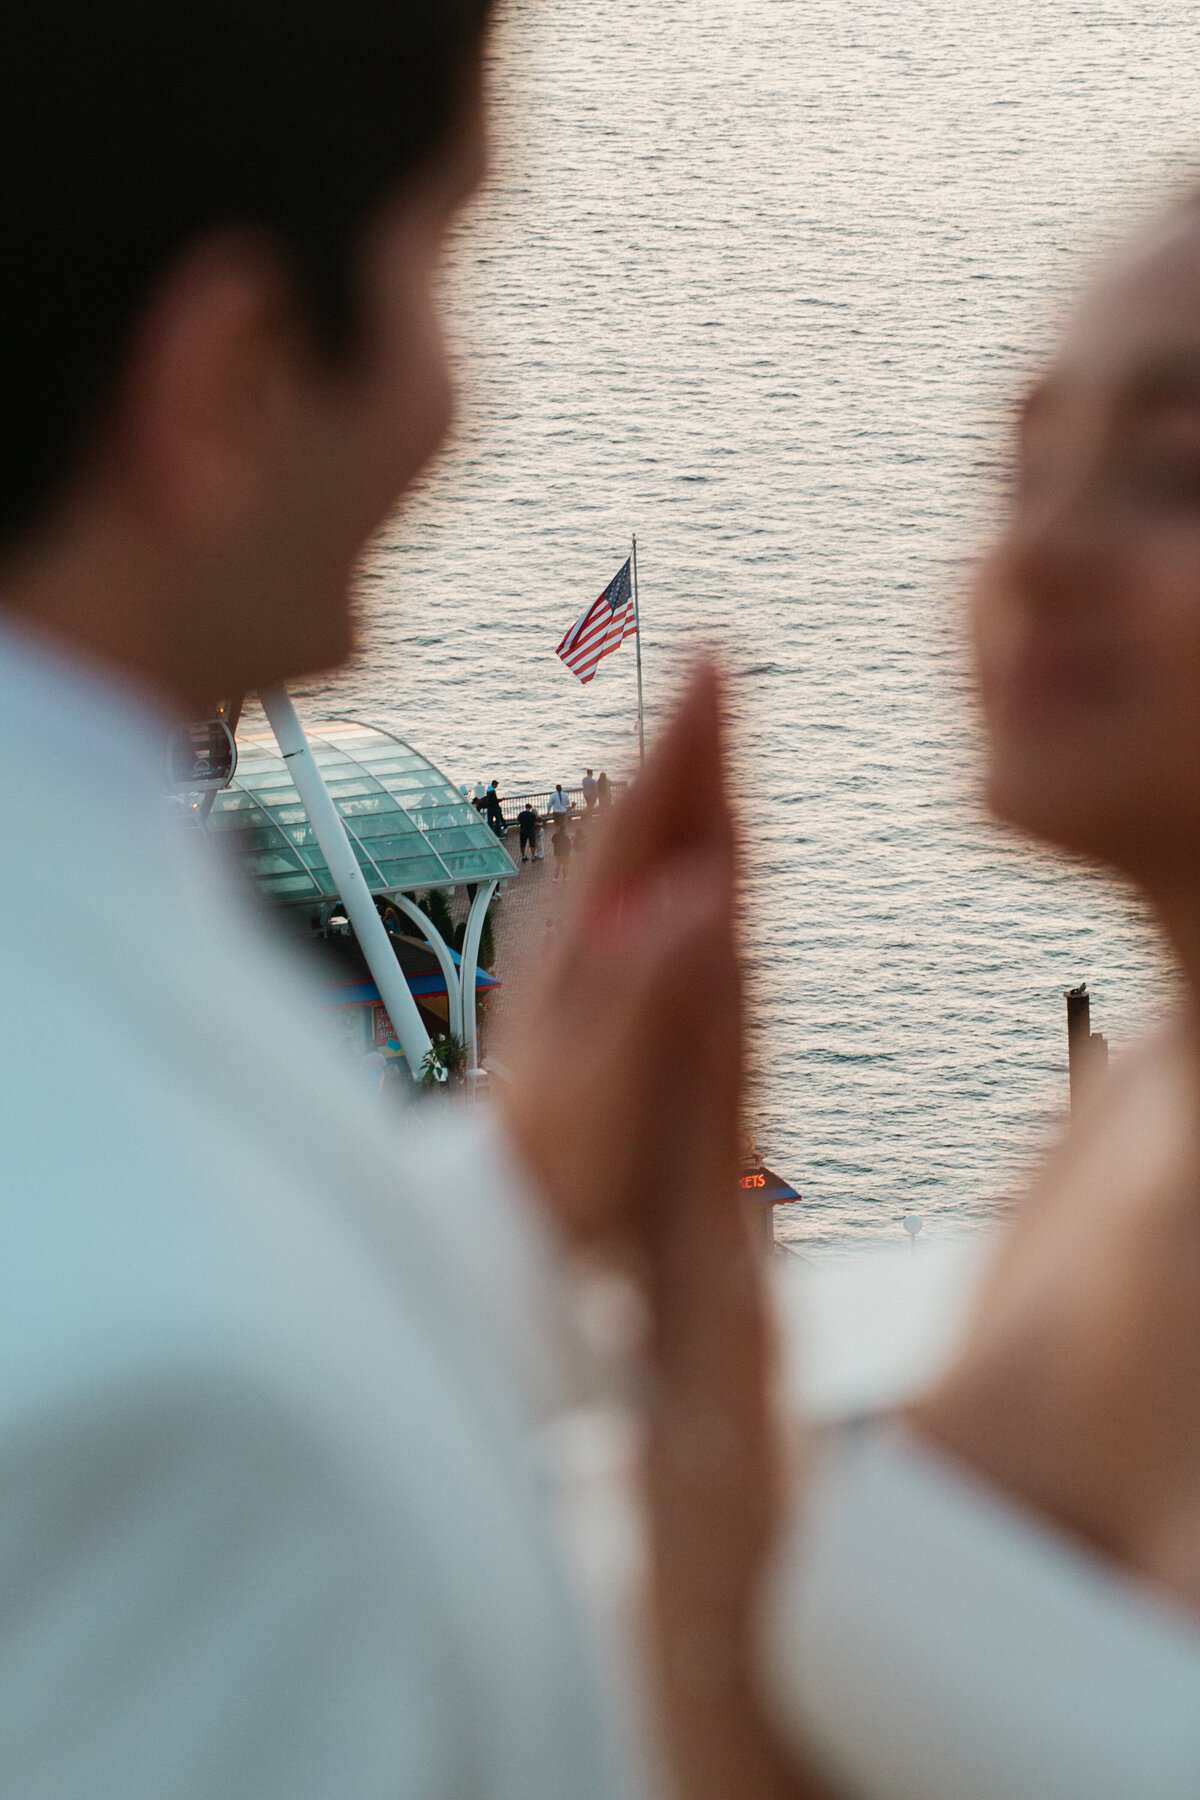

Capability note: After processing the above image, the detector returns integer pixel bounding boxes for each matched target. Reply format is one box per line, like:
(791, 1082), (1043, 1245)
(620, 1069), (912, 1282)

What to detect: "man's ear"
(111, 233), (307, 546)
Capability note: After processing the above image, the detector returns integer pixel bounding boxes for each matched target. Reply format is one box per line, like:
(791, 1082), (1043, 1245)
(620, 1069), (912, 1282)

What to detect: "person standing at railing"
(517, 801), (539, 864)
(582, 768), (597, 813)
(547, 783), (571, 822)
(484, 779), (505, 837)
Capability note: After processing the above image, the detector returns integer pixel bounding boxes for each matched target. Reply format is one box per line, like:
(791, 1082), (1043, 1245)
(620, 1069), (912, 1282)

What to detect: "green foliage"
(414, 886), (495, 972)
(412, 888), (455, 943)
(417, 1033), (468, 1090)
(451, 908), (495, 971)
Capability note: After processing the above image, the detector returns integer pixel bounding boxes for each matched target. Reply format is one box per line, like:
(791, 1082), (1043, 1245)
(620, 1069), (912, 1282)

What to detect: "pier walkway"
(448, 812), (603, 1053)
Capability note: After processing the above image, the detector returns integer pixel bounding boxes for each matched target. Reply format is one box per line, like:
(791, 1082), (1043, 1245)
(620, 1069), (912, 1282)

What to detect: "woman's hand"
(499, 661), (743, 1251)
(501, 663), (829, 1799)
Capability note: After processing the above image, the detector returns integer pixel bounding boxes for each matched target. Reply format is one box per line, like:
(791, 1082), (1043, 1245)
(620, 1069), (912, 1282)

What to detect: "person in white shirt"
(548, 783), (571, 817)
(0, 5), (754, 1799)
(32, 4), (1200, 1797)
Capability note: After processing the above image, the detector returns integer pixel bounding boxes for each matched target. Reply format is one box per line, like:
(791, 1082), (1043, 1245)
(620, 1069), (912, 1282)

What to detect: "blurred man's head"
(0, 0), (493, 710)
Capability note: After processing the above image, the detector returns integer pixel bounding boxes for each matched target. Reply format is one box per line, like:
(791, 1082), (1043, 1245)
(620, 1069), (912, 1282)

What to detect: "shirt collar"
(0, 611), (183, 811)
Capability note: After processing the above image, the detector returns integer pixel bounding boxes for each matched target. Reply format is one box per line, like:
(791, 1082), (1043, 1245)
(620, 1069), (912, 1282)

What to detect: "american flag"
(556, 557), (637, 684)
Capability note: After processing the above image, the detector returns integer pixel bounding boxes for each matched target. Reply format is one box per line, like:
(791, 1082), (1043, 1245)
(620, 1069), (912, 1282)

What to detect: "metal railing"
(473, 783), (625, 824)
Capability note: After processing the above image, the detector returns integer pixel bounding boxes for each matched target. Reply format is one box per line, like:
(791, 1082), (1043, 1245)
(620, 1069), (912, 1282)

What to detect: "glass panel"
(353, 749), (425, 770)
(440, 846), (515, 880)
(385, 769), (450, 792)
(210, 792), (264, 814)
(423, 826), (477, 852)
(224, 825), (288, 854)
(242, 784), (296, 801)
(361, 835), (440, 867)
(369, 749), (428, 767)
(335, 800), (400, 824)
(260, 872), (323, 899)
(343, 811), (422, 842)
(399, 785), (462, 808)
(321, 779), (380, 800)
(357, 760), (425, 782)
(254, 783), (304, 802)
(438, 850), (491, 879)
(297, 845), (334, 873)
(246, 850), (309, 877)
(404, 806), (475, 833)
(374, 854), (449, 889)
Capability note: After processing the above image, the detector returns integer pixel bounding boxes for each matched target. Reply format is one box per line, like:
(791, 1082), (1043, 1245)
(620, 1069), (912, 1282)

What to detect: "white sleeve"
(760, 1425), (1200, 1800)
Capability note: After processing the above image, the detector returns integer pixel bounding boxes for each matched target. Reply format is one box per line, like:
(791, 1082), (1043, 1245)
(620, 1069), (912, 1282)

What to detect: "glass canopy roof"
(207, 719), (515, 906)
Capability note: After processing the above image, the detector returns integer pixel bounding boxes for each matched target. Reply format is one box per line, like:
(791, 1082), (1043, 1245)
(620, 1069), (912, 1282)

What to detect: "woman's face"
(973, 206), (1200, 890)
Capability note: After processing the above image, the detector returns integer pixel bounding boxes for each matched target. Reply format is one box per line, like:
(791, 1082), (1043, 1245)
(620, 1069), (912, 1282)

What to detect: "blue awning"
(323, 964), (500, 1009)
(741, 1165), (802, 1206)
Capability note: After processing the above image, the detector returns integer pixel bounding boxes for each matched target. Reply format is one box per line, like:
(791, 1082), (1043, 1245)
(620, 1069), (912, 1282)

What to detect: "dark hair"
(0, 0), (493, 552)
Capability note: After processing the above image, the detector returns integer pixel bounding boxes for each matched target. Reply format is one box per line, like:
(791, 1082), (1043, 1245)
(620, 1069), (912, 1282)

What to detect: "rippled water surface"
(309, 0), (1200, 1250)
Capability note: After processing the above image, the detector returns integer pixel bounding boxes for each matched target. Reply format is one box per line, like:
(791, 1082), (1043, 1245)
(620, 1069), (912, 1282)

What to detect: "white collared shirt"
(0, 617), (626, 1800)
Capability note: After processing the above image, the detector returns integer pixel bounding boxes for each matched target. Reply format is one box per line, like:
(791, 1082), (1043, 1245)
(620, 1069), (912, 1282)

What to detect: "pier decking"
(448, 814), (601, 1052)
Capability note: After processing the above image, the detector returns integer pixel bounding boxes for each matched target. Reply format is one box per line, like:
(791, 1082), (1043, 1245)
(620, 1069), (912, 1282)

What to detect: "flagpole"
(631, 533), (645, 765)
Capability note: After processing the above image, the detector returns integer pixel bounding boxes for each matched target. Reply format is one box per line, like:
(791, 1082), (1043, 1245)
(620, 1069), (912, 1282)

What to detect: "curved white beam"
(388, 895), (463, 1038)
(259, 684), (433, 1080)
(459, 881), (497, 1071)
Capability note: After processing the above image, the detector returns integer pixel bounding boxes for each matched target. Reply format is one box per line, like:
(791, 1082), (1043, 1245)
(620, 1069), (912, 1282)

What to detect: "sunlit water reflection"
(305, 0), (1196, 1252)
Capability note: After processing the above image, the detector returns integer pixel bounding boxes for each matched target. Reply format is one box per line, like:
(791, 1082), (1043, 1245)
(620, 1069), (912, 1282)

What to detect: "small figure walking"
(551, 821), (572, 882)
(516, 801), (539, 864)
(596, 770), (611, 808)
(582, 768), (597, 813)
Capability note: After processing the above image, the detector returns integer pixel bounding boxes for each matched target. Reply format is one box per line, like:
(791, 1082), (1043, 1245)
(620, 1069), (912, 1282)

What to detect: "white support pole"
(631, 533), (646, 766)
(459, 880), (497, 1071)
(260, 684), (433, 1079)
(389, 894), (463, 1035)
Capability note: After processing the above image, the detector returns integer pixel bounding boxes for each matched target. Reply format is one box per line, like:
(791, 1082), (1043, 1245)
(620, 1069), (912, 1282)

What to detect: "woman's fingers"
(583, 657), (736, 896)
(499, 660), (741, 1246)
(502, 844), (736, 1241)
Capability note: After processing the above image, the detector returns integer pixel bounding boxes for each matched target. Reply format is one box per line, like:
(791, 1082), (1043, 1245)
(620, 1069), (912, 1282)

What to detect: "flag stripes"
(556, 557), (637, 684)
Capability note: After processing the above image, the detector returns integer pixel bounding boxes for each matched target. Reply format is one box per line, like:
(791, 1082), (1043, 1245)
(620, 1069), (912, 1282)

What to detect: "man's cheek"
(378, 290), (453, 468)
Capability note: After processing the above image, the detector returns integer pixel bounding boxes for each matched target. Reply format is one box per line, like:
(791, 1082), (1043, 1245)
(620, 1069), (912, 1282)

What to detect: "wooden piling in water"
(1065, 983), (1107, 1111)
